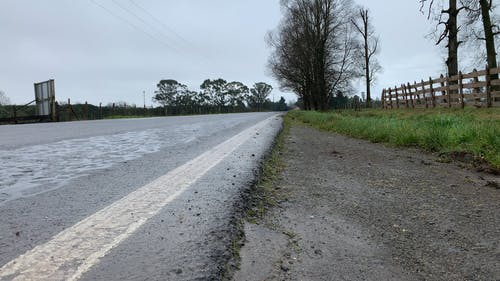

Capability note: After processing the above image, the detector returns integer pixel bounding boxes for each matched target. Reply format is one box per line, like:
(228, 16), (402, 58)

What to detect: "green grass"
(288, 108), (500, 169)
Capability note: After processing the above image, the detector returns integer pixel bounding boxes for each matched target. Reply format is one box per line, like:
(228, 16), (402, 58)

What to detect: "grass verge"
(288, 108), (500, 170)
(246, 116), (290, 222)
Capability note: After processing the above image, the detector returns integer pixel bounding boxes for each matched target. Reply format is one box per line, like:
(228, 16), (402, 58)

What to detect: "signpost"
(34, 79), (56, 121)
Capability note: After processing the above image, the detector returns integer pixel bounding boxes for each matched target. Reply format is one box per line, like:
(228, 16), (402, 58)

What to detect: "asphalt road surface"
(0, 112), (282, 281)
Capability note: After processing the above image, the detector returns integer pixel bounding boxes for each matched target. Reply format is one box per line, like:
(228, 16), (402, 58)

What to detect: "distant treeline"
(296, 90), (382, 110)
(0, 95), (288, 125)
(0, 78), (290, 124)
(151, 79), (287, 114)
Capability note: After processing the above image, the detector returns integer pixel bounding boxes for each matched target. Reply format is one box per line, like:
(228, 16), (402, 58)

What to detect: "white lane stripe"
(0, 115), (277, 281)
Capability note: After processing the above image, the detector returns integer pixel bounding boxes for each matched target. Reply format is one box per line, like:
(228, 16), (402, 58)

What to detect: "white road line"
(0, 116), (278, 281)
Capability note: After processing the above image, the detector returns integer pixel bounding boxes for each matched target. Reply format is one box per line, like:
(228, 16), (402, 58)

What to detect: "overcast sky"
(1, 0), (444, 106)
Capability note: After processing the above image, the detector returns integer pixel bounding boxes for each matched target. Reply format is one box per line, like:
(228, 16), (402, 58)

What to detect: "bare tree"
(351, 8), (381, 108)
(268, 0), (358, 111)
(478, 0), (499, 85)
(420, 0), (464, 77)
(462, 0), (499, 78)
(421, 0), (499, 75)
(472, 0), (500, 103)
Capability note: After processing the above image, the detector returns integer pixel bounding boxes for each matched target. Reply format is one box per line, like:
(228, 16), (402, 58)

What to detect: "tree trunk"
(447, 0), (459, 78)
(352, 9), (375, 108)
(364, 18), (371, 108)
(479, 0), (498, 80)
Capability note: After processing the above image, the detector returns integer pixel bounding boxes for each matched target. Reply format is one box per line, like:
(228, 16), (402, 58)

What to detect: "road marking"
(0, 116), (278, 281)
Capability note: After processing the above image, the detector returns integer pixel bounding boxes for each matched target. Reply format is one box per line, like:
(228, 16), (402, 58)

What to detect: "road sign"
(34, 79), (55, 120)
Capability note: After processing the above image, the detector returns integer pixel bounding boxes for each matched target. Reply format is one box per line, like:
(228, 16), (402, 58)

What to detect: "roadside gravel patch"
(235, 124), (500, 281)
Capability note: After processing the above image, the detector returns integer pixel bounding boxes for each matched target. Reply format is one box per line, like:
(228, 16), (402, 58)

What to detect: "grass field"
(288, 108), (500, 170)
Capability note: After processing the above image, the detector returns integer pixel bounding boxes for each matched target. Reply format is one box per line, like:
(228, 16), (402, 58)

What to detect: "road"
(0, 112), (282, 281)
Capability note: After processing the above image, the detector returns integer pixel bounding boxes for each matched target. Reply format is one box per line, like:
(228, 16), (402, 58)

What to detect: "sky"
(0, 0), (445, 106)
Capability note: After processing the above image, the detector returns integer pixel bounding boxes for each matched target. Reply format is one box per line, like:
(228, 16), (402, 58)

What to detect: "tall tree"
(226, 81), (249, 110)
(420, 0), (464, 77)
(478, 0), (498, 72)
(174, 90), (195, 107)
(153, 80), (188, 114)
(200, 78), (229, 109)
(249, 82), (273, 111)
(462, 0), (498, 77)
(422, 0), (499, 94)
(351, 8), (381, 108)
(268, 0), (358, 111)
(277, 96), (288, 111)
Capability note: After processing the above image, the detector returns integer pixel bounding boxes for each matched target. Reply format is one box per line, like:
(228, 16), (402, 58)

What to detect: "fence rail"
(381, 65), (500, 109)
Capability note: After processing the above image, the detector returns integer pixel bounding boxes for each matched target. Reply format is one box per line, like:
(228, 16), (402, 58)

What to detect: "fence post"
(429, 77), (436, 108)
(389, 88), (393, 109)
(55, 101), (60, 122)
(413, 81), (419, 105)
(407, 84), (411, 107)
(445, 76), (452, 108)
(419, 79), (427, 108)
(471, 69), (480, 105)
(485, 64), (492, 107)
(407, 82), (414, 108)
(50, 95), (56, 122)
(402, 85), (407, 108)
(439, 74), (446, 107)
(395, 86), (400, 109)
(458, 71), (465, 109)
(472, 69), (480, 94)
(406, 84), (411, 108)
(382, 89), (386, 109)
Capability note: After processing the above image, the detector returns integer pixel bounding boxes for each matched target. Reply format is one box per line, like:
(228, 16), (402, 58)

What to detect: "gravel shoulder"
(233, 124), (500, 281)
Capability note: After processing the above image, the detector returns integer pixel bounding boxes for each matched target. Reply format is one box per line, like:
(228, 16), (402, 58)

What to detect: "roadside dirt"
(233, 124), (500, 281)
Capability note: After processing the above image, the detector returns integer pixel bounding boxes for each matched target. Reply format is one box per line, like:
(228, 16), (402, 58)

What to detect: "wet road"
(0, 113), (282, 280)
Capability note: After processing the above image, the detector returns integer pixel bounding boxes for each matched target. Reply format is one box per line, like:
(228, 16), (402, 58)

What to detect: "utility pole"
(143, 90), (146, 116)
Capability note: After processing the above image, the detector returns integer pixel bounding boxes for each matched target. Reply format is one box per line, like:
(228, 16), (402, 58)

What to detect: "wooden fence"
(381, 65), (500, 109)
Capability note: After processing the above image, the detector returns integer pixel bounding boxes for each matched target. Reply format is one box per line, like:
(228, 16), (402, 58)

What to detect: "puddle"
(0, 125), (199, 204)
